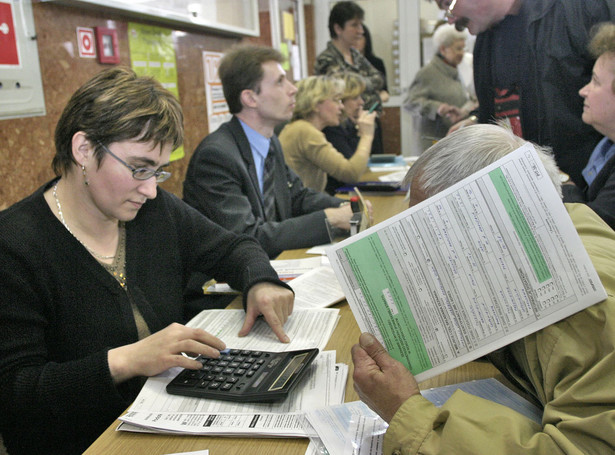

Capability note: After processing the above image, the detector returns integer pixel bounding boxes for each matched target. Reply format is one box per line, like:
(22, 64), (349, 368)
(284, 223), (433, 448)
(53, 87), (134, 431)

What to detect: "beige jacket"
(279, 120), (369, 192)
(385, 204), (615, 454)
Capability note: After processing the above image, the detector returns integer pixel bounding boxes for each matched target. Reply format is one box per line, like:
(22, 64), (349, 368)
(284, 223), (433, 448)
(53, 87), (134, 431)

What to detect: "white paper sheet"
(204, 257), (324, 294)
(288, 266), (346, 309)
(328, 144), (607, 382)
(116, 309), (346, 437)
(305, 401), (386, 455)
(271, 257), (324, 280)
(185, 308), (339, 351)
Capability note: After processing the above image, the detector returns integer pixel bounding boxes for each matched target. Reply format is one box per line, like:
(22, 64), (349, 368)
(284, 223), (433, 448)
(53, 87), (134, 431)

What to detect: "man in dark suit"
(184, 45), (356, 258)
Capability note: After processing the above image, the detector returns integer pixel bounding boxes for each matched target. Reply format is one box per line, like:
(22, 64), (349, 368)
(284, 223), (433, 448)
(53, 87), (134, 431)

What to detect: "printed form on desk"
(117, 308), (347, 436)
(203, 265), (345, 309)
(203, 257), (325, 294)
(327, 143), (607, 382)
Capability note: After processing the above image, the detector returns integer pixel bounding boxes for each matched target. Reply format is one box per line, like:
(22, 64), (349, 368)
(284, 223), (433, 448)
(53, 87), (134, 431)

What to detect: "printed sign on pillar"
(0, 1), (20, 66)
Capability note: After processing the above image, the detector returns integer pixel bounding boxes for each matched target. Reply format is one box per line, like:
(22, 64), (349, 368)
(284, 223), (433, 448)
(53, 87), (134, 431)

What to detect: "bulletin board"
(128, 22), (184, 161)
(41, 0), (260, 37)
(0, 0), (45, 120)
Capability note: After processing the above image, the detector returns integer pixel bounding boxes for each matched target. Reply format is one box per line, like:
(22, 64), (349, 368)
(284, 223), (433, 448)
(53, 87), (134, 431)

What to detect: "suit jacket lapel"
(229, 116), (265, 212)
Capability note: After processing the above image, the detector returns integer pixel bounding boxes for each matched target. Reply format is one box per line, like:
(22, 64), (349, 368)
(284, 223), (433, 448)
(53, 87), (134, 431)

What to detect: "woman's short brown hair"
(589, 22), (615, 94)
(52, 67), (183, 176)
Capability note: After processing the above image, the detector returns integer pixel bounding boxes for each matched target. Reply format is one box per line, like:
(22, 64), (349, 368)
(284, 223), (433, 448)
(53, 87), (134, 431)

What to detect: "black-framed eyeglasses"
(437, 0), (458, 19)
(98, 143), (171, 183)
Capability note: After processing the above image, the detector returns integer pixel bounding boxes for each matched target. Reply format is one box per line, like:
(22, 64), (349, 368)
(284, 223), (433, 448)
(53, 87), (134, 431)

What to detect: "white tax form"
(328, 144), (607, 382)
(117, 308), (346, 436)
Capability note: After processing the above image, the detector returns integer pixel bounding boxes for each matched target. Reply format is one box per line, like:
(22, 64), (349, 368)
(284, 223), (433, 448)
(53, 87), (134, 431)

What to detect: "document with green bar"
(327, 144), (607, 382)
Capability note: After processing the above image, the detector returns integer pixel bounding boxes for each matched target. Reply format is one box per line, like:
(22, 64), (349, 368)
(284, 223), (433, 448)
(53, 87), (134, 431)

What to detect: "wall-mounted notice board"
(41, 0), (260, 37)
(0, 0), (46, 120)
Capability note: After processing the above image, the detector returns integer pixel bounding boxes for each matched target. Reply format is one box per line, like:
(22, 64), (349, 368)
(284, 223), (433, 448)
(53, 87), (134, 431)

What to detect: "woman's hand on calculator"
(107, 323), (226, 383)
(242, 282), (294, 343)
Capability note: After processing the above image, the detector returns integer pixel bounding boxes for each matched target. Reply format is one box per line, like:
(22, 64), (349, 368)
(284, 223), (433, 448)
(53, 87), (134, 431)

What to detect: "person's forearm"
(355, 133), (374, 161)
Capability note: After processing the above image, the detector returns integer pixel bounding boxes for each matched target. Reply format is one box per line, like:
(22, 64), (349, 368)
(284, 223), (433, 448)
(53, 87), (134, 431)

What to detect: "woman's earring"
(82, 165), (89, 186)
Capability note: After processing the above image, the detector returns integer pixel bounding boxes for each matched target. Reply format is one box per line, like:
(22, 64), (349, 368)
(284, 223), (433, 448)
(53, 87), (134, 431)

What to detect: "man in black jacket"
(437, 0), (615, 186)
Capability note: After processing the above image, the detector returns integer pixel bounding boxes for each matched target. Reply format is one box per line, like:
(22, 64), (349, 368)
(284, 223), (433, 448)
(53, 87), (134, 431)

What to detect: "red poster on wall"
(0, 1), (20, 66)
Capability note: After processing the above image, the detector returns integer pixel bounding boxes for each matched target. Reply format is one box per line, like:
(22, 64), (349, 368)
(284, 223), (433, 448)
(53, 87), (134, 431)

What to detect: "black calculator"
(166, 348), (319, 402)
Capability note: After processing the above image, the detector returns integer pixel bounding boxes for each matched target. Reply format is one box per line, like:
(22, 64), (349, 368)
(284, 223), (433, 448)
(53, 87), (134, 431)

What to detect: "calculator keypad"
(167, 347), (319, 402)
(172, 349), (269, 392)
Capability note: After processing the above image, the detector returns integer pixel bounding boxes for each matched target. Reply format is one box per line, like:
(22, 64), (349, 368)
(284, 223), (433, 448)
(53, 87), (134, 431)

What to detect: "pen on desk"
(368, 101), (380, 113)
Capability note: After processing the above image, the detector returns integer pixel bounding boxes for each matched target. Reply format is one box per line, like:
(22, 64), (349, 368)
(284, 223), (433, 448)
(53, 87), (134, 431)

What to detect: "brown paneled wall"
(0, 2), (400, 210)
(381, 107), (400, 155)
(0, 2), (268, 209)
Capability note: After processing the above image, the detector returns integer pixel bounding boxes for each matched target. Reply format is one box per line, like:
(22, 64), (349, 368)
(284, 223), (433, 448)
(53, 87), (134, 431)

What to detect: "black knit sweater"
(0, 179), (285, 454)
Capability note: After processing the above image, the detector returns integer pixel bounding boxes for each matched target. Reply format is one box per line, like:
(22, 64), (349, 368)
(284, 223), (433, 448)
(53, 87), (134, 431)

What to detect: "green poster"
(128, 22), (184, 160)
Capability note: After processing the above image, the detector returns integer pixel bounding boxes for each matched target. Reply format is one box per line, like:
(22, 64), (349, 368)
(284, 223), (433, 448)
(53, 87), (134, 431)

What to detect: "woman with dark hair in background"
(356, 23), (388, 157)
(315, 1), (385, 154)
(356, 24), (388, 96)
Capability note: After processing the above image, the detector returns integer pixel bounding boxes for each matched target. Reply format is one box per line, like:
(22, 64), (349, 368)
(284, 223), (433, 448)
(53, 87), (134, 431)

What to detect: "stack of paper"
(288, 265), (346, 308)
(118, 308), (346, 437)
(302, 378), (541, 455)
(271, 257), (323, 281)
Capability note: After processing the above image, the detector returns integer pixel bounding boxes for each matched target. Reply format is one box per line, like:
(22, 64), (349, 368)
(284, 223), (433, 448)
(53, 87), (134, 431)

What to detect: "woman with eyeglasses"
(0, 67), (294, 455)
(323, 72), (377, 195)
(279, 75), (376, 194)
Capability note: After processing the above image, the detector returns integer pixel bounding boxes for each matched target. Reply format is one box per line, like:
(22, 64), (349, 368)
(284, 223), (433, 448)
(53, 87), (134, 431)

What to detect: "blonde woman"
(324, 72), (376, 194)
(279, 75), (376, 192)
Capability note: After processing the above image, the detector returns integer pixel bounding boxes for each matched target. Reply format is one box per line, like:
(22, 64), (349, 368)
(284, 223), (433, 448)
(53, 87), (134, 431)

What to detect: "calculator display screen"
(269, 352), (309, 391)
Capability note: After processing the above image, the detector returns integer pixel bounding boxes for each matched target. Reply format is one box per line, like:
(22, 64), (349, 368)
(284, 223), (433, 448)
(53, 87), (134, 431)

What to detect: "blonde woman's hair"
(292, 75), (345, 121)
(339, 72), (366, 100)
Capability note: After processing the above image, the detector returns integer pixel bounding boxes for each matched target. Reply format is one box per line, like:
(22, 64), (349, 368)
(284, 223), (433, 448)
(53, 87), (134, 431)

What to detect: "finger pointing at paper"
(241, 282), (295, 343)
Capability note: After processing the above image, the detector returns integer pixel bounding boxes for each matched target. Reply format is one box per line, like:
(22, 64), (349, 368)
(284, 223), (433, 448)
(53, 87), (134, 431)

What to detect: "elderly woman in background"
(279, 75), (376, 193)
(404, 23), (477, 152)
(0, 67), (293, 455)
(323, 72), (377, 194)
(563, 22), (615, 230)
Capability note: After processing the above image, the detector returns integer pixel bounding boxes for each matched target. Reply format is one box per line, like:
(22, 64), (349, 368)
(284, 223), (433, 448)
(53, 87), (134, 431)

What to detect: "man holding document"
(347, 124), (615, 453)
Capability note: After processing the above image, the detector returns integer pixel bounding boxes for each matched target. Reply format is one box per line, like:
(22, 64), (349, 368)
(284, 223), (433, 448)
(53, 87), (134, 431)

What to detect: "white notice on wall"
(202, 50), (231, 133)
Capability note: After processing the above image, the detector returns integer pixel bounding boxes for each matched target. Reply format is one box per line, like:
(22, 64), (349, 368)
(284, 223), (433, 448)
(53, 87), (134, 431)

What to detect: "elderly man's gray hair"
(404, 124), (563, 201)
